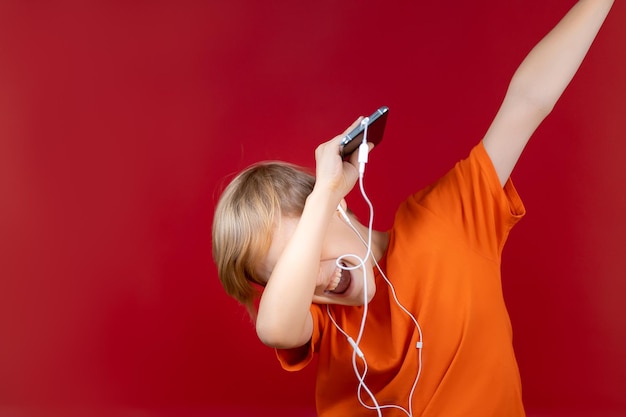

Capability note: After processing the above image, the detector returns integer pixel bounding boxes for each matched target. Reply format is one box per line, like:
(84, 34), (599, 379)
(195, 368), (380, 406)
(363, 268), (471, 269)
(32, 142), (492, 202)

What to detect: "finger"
(323, 116), (365, 152)
(342, 116), (364, 136)
(347, 145), (360, 167)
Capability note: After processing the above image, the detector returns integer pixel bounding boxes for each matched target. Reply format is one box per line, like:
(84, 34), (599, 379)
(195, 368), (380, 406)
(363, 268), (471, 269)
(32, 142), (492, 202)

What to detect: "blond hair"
(211, 162), (315, 320)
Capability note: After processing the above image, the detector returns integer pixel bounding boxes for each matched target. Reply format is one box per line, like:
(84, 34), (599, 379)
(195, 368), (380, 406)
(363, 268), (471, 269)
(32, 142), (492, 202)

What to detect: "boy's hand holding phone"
(314, 117), (363, 203)
(313, 106), (389, 204)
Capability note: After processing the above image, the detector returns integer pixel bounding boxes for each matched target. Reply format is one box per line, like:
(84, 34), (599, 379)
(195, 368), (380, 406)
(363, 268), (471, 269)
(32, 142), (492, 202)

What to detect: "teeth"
(326, 268), (342, 292)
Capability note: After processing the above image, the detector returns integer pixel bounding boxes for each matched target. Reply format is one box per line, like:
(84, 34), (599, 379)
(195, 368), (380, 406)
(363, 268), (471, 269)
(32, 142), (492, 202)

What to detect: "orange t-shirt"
(277, 142), (526, 416)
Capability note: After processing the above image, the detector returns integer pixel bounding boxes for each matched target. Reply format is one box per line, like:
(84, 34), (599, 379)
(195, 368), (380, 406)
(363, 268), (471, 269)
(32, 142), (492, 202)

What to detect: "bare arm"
(255, 188), (333, 348)
(255, 119), (363, 349)
(483, 0), (614, 186)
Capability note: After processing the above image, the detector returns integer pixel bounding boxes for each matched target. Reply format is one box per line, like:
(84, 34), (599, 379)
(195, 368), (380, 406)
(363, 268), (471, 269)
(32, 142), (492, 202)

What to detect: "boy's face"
(258, 213), (377, 306)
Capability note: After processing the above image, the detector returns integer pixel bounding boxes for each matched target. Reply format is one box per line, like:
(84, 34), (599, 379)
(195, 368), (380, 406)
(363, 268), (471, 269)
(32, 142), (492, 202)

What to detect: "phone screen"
(339, 106), (389, 159)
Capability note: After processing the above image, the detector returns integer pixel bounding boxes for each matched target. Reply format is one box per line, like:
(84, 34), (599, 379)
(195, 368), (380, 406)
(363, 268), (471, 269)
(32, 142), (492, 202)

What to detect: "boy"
(212, 1), (613, 415)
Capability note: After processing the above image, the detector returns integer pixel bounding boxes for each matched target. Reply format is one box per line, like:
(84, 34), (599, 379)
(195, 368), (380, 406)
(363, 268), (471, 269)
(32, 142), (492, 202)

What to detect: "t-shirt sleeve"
(405, 141), (525, 259)
(275, 303), (325, 371)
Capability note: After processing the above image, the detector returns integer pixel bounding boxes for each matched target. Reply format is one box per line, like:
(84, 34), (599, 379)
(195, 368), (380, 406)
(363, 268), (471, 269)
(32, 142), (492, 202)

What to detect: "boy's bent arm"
(256, 122), (362, 349)
(256, 188), (335, 348)
(483, 0), (614, 186)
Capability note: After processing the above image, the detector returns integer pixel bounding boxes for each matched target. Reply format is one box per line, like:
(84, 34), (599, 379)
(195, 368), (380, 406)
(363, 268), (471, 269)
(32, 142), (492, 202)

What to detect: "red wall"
(1, 1), (625, 416)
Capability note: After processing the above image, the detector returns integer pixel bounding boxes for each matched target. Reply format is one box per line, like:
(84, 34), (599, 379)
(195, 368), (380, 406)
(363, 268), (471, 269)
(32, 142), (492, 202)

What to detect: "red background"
(1, 1), (625, 416)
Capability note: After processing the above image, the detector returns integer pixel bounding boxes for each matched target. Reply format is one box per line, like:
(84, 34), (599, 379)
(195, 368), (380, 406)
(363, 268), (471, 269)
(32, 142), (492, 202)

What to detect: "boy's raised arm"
(483, 0), (614, 186)
(255, 119), (363, 349)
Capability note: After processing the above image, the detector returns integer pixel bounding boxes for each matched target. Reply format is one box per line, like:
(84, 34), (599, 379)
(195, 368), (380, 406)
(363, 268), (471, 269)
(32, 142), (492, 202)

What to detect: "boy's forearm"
(256, 187), (337, 348)
(507, 0), (614, 112)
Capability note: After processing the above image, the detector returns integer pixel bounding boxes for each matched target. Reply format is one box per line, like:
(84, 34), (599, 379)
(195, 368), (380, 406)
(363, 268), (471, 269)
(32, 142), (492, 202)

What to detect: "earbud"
(337, 205), (351, 224)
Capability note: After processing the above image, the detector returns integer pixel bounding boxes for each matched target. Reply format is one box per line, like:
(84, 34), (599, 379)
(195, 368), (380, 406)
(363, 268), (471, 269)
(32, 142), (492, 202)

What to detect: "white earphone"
(337, 204), (350, 224)
(328, 121), (424, 417)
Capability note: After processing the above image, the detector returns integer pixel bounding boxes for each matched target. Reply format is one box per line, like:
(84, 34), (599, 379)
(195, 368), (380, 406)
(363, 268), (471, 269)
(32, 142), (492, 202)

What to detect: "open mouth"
(325, 263), (352, 295)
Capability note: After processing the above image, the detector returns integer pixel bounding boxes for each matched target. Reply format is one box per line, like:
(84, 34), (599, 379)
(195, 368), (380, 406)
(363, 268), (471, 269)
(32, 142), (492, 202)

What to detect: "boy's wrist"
(306, 187), (341, 215)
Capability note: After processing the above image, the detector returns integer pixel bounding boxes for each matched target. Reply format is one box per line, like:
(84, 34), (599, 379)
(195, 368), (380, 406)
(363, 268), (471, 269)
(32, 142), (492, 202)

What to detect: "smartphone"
(339, 106), (389, 159)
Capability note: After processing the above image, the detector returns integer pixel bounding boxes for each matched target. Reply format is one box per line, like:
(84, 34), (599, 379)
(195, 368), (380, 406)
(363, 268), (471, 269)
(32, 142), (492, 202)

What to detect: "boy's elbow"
(256, 321), (281, 347)
(256, 316), (310, 349)
(256, 321), (297, 349)
(507, 78), (557, 118)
